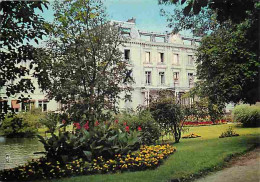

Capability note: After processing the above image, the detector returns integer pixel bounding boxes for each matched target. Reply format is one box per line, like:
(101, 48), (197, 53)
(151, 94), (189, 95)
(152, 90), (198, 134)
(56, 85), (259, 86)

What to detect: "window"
(11, 100), (20, 112)
(124, 49), (130, 61)
(173, 72), (180, 82)
(158, 52), (164, 63)
(159, 72), (165, 85)
(188, 55), (194, 65)
(145, 52), (151, 63)
(188, 73), (194, 86)
(38, 100), (48, 111)
(173, 54), (179, 65)
(145, 71), (151, 85)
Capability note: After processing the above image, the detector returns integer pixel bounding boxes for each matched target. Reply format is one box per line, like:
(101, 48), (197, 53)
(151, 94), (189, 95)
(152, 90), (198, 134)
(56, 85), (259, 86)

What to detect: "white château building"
(116, 19), (200, 110)
(0, 19), (199, 113)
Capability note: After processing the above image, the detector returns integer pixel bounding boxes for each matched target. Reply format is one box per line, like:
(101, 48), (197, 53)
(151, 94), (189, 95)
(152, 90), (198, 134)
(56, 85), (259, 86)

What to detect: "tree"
(38, 0), (133, 126)
(196, 23), (259, 104)
(0, 1), (49, 96)
(150, 91), (185, 143)
(159, 0), (260, 104)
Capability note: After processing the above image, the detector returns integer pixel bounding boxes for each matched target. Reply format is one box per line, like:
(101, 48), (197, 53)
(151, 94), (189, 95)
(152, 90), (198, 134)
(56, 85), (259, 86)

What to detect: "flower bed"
(182, 133), (201, 139)
(0, 144), (176, 181)
(183, 119), (228, 126)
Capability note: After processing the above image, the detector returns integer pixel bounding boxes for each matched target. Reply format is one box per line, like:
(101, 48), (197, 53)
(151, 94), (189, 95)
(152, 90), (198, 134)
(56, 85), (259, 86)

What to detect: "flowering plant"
(0, 144), (176, 181)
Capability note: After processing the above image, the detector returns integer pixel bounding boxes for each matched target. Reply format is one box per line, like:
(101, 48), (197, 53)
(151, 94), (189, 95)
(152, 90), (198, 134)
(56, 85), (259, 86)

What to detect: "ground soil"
(194, 147), (260, 182)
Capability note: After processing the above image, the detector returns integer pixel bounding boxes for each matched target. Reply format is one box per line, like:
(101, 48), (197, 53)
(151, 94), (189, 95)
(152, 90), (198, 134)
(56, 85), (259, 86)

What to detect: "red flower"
(125, 126), (130, 132)
(95, 120), (100, 126)
(115, 119), (119, 124)
(123, 122), (127, 126)
(84, 121), (89, 130)
(137, 126), (142, 131)
(62, 120), (66, 124)
(74, 123), (81, 129)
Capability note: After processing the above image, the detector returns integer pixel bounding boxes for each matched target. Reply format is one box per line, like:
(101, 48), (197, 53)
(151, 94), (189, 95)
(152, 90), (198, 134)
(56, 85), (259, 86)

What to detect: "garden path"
(194, 147), (260, 182)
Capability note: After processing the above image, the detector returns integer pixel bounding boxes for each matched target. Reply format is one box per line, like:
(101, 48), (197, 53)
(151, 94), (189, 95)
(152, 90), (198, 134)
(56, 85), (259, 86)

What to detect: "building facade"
(116, 19), (199, 110)
(0, 19), (199, 113)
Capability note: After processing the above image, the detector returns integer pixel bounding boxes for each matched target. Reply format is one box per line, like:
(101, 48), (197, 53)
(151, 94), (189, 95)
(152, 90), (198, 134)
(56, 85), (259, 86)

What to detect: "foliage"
(232, 105), (260, 127)
(219, 126), (239, 138)
(150, 92), (186, 143)
(37, 0), (133, 126)
(159, 0), (257, 25)
(0, 1), (49, 96)
(160, 0), (260, 104)
(37, 121), (141, 163)
(0, 144), (176, 181)
(39, 112), (60, 134)
(115, 110), (161, 145)
(160, 5), (217, 36)
(0, 114), (37, 138)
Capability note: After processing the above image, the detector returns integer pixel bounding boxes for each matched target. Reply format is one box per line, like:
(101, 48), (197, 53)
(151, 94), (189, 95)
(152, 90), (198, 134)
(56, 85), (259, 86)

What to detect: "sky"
(38, 0), (175, 33)
(104, 0), (173, 33)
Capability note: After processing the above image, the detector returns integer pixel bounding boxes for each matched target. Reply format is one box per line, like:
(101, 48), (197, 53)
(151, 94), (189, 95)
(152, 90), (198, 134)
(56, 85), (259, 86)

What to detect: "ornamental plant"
(219, 127), (239, 138)
(37, 121), (141, 163)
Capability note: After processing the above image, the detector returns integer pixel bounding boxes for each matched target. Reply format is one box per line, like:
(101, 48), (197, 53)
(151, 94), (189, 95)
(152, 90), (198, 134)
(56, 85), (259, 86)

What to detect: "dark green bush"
(0, 114), (37, 138)
(37, 121), (141, 163)
(232, 104), (260, 127)
(116, 110), (161, 145)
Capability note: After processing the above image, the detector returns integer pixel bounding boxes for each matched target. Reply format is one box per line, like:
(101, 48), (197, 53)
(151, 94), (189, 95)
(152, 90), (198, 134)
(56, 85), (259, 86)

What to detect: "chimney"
(127, 17), (136, 23)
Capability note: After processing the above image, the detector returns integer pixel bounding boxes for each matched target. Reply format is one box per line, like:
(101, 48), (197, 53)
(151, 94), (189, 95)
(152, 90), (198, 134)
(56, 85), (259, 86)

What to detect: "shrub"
(0, 114), (37, 138)
(219, 126), (239, 138)
(232, 104), (260, 127)
(115, 110), (160, 145)
(19, 108), (45, 129)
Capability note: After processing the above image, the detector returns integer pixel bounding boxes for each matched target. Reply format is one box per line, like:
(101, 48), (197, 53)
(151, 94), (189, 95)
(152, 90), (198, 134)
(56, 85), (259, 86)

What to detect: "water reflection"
(0, 136), (44, 170)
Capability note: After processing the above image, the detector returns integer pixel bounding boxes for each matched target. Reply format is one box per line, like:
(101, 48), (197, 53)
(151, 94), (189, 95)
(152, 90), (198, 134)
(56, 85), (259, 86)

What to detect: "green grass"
(48, 124), (259, 182)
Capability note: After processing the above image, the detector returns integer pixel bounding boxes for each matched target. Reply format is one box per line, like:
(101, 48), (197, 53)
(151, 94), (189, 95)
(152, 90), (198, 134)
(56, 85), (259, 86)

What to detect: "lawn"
(50, 124), (260, 182)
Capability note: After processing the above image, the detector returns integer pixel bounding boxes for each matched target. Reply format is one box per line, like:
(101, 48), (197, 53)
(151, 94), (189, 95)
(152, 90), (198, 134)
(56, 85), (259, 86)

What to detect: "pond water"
(0, 136), (45, 170)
